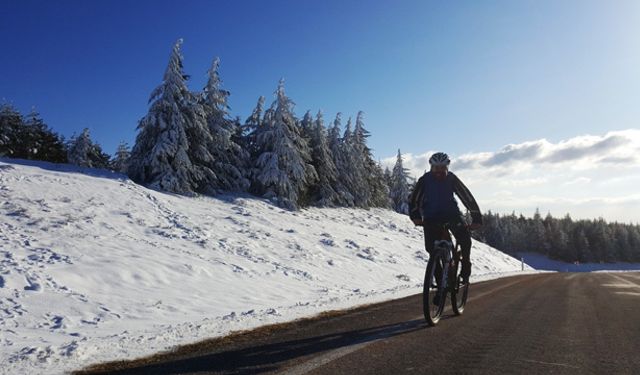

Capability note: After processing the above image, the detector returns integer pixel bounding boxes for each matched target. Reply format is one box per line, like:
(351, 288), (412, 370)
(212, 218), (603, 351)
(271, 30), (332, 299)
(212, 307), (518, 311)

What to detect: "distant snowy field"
(0, 158), (534, 374)
(519, 252), (640, 272)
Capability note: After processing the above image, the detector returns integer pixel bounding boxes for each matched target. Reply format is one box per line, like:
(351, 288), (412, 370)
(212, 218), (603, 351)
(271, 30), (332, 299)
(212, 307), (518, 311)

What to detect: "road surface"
(77, 272), (640, 374)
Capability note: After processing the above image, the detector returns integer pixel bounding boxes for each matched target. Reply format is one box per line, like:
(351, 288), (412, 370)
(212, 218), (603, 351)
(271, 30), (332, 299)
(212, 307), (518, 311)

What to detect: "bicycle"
(422, 222), (470, 326)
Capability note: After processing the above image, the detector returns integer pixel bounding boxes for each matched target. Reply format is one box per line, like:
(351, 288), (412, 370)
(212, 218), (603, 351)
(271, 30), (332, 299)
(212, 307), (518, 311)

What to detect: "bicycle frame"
(432, 238), (458, 290)
(423, 223), (470, 325)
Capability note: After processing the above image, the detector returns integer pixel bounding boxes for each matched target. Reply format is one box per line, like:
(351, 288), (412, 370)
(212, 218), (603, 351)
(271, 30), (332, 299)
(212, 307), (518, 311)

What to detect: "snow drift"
(0, 158), (534, 374)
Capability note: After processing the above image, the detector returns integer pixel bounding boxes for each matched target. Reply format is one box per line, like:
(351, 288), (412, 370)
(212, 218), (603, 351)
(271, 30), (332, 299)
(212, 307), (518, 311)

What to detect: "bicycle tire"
(423, 252), (447, 326)
(451, 257), (469, 315)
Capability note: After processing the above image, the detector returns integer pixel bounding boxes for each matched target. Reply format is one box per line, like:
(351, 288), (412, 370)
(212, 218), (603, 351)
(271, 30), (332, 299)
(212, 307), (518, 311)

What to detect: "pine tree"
(354, 111), (389, 207)
(230, 115), (250, 188)
(128, 39), (207, 194)
(308, 110), (339, 206)
(368, 160), (391, 208)
(300, 110), (314, 143)
(328, 113), (355, 206)
(389, 149), (411, 214)
(574, 227), (592, 262)
(341, 116), (368, 207)
(483, 211), (505, 250)
(0, 103), (23, 157)
(383, 167), (392, 189)
(24, 110), (67, 163)
(89, 141), (111, 169)
(614, 225), (632, 262)
(252, 79), (317, 209)
(629, 226), (640, 262)
(11, 108), (40, 159)
(243, 96), (265, 164)
(111, 141), (131, 173)
(200, 57), (249, 192)
(67, 128), (93, 167)
(527, 208), (546, 254)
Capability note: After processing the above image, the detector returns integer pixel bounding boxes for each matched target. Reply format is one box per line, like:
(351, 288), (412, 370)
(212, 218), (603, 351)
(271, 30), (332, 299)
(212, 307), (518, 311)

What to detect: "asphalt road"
(77, 272), (640, 375)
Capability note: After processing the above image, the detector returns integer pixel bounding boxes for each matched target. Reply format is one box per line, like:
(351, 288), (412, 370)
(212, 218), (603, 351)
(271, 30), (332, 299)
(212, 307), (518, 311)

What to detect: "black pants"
(423, 220), (472, 280)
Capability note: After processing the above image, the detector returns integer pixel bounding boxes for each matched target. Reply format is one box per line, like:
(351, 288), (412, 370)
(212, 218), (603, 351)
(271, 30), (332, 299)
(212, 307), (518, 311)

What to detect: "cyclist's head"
(429, 152), (450, 180)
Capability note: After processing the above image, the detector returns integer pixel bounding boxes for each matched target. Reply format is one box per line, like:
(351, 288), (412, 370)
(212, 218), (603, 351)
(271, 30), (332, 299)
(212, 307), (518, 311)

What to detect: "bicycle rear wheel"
(451, 258), (469, 315)
(423, 253), (447, 326)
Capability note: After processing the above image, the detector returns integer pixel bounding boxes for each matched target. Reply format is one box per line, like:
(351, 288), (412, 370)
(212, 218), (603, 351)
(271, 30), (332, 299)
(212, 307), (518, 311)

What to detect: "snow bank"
(0, 158), (534, 374)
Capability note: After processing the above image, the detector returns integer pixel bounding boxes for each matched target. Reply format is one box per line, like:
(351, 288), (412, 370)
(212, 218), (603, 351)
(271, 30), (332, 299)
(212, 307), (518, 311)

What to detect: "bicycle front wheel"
(423, 253), (447, 326)
(451, 259), (469, 315)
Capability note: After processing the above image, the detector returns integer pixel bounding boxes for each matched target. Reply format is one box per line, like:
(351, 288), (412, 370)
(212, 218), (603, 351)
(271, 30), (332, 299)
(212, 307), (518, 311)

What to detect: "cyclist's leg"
(423, 222), (443, 286)
(451, 219), (472, 281)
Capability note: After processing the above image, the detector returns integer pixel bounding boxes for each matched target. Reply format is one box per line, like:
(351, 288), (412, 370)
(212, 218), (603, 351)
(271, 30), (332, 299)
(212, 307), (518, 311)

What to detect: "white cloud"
(383, 129), (640, 223)
(563, 177), (592, 186)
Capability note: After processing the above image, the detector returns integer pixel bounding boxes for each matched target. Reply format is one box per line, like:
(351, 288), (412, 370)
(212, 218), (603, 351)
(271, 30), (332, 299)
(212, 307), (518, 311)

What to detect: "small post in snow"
(521, 257), (524, 271)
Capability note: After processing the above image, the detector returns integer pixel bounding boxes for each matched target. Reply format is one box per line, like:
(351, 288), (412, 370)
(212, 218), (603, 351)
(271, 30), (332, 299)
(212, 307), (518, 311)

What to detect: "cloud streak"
(385, 129), (640, 177)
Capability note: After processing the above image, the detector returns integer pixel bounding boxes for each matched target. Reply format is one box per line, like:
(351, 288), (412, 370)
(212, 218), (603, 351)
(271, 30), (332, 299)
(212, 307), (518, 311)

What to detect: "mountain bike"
(422, 223), (470, 326)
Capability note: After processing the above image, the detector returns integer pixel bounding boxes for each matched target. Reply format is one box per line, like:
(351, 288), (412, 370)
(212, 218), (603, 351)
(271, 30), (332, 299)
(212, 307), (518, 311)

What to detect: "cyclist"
(409, 152), (482, 285)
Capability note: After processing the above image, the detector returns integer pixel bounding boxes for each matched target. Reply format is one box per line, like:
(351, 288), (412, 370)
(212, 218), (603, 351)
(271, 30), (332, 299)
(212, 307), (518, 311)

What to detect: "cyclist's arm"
(409, 175), (424, 222)
(452, 173), (482, 225)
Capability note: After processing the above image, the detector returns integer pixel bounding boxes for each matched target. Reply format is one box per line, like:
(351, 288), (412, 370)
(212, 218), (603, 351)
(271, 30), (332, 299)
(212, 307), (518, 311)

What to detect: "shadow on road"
(88, 319), (427, 374)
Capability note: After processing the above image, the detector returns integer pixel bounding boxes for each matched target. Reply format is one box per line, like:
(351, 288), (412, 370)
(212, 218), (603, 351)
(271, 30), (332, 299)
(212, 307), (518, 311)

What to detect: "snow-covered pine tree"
(67, 128), (93, 167)
(243, 96), (265, 170)
(0, 103), (23, 157)
(309, 110), (339, 206)
(23, 110), (67, 163)
(342, 116), (370, 207)
(354, 111), (389, 207)
(231, 116), (244, 147)
(128, 39), (208, 194)
(230, 115), (250, 185)
(111, 141), (131, 173)
(200, 57), (249, 192)
(368, 161), (391, 208)
(328, 112), (355, 206)
(182, 89), (216, 193)
(249, 99), (277, 193)
(300, 110), (314, 143)
(11, 108), (41, 159)
(252, 79), (317, 209)
(390, 149), (411, 214)
(383, 166), (392, 189)
(88, 141), (111, 169)
(293, 112), (318, 206)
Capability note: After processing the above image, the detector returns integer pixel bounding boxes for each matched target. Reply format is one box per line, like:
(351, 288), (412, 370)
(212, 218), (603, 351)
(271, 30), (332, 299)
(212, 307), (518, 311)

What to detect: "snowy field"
(519, 252), (640, 272)
(0, 158), (534, 374)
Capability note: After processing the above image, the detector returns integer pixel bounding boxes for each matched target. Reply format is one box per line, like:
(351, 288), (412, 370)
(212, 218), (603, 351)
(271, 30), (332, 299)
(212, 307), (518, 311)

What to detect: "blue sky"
(2, 0), (640, 221)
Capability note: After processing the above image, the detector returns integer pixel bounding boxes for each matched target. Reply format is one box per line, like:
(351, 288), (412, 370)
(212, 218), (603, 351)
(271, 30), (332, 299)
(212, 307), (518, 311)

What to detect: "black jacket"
(409, 171), (482, 225)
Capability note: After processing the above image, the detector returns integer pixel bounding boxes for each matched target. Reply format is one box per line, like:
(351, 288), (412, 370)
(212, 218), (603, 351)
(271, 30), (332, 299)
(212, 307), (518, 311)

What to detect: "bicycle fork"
(434, 240), (453, 291)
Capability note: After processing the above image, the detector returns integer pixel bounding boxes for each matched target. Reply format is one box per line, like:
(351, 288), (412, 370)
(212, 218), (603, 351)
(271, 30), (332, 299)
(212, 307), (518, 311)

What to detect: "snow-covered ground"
(519, 252), (640, 272)
(0, 158), (534, 374)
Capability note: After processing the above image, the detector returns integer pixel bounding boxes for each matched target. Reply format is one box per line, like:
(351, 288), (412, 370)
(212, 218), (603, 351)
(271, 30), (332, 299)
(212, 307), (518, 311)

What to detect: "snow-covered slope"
(0, 158), (534, 374)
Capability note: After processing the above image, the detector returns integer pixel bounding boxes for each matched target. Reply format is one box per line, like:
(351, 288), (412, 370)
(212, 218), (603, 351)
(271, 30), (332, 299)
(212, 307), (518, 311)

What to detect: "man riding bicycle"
(409, 152), (482, 284)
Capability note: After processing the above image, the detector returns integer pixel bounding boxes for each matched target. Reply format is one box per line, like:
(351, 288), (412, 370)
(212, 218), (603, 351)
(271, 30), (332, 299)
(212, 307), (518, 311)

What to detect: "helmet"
(429, 152), (450, 166)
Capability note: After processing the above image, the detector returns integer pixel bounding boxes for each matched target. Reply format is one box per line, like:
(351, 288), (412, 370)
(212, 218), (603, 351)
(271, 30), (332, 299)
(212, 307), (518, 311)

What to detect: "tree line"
(0, 104), (131, 171)
(474, 209), (640, 263)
